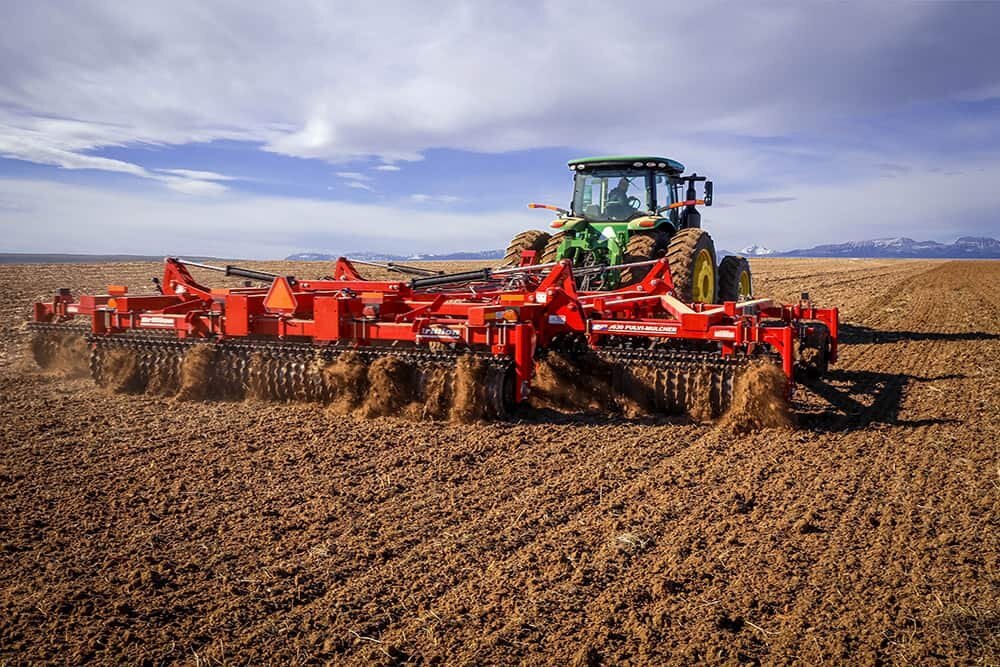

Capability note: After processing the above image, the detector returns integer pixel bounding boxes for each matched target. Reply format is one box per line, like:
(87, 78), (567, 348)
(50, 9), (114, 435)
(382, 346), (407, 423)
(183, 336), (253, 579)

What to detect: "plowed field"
(1, 259), (997, 665)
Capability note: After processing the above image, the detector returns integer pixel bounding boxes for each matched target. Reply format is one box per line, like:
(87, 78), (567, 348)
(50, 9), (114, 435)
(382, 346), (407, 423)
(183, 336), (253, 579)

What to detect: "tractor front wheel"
(718, 255), (753, 301)
(667, 228), (718, 303)
(501, 230), (551, 267)
(620, 231), (669, 286)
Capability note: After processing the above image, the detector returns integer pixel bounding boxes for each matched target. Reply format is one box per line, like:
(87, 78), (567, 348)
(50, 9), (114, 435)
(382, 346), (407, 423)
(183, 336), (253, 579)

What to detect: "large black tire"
(539, 231), (570, 265)
(666, 228), (718, 303)
(619, 231), (669, 286)
(501, 229), (551, 267)
(718, 255), (753, 302)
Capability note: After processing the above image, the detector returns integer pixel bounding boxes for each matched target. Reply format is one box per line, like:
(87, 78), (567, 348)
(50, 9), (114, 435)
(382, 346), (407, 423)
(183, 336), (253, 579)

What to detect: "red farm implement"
(29, 256), (839, 417)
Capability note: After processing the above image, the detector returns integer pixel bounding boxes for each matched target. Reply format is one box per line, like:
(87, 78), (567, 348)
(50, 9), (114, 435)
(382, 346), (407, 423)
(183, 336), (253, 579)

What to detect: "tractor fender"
(549, 217), (588, 232)
(626, 216), (674, 232)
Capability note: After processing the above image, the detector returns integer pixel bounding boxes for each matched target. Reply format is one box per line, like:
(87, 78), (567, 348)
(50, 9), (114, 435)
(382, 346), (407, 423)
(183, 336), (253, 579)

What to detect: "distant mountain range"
(778, 236), (1000, 258)
(290, 236), (1000, 262)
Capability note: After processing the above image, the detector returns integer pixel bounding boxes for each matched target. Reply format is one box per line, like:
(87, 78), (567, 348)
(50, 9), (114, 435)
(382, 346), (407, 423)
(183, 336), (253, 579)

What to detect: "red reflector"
(639, 220), (655, 228)
(264, 276), (298, 313)
(551, 220), (564, 228)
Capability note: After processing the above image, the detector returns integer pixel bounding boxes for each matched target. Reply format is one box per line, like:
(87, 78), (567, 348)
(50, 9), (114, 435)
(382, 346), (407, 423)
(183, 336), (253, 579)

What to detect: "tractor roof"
(568, 155), (685, 174)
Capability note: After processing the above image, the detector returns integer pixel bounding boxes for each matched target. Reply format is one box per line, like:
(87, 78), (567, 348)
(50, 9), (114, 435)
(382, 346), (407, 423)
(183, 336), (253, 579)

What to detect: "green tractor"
(502, 156), (752, 303)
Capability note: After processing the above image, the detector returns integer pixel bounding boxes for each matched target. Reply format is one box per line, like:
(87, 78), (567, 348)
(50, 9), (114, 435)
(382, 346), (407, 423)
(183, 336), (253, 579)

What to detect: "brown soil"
(322, 351), (368, 413)
(449, 355), (492, 423)
(29, 331), (90, 378)
(1, 258), (998, 664)
(531, 351), (619, 414)
(175, 345), (216, 401)
(98, 348), (142, 394)
(717, 362), (794, 434)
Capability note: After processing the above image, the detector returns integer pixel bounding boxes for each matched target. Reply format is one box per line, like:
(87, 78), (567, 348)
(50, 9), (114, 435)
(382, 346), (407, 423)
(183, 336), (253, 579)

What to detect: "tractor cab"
(568, 156), (711, 229)
(506, 153), (740, 300)
(569, 156), (683, 223)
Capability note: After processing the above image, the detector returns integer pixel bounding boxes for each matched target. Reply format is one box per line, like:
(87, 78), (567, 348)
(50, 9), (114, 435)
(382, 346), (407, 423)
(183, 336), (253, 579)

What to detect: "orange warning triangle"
(264, 276), (298, 313)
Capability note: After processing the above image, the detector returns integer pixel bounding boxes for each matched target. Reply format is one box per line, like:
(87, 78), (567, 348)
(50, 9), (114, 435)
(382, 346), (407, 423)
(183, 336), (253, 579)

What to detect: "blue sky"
(1, 1), (999, 258)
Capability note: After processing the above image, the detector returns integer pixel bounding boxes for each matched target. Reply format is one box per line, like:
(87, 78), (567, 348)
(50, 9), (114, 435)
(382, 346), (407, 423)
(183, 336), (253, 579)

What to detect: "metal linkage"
(177, 258), (281, 283)
(349, 259), (444, 277)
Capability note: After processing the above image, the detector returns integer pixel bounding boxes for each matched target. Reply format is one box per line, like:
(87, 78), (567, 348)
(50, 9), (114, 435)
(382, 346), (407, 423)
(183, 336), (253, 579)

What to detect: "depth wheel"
(501, 230), (551, 267)
(667, 228), (717, 303)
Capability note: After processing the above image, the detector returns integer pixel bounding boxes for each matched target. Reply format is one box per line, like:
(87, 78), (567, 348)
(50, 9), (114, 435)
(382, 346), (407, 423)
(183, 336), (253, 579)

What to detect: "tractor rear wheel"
(501, 229), (551, 267)
(667, 228), (718, 303)
(539, 231), (570, 265)
(620, 231), (669, 286)
(718, 255), (753, 301)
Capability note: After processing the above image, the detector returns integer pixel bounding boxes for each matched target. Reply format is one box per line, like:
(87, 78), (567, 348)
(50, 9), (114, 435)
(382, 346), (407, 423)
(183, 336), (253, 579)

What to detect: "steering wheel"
(627, 196), (642, 210)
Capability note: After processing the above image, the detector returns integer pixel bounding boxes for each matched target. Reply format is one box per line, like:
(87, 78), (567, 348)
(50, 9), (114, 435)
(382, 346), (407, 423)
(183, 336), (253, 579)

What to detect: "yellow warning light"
(502, 308), (519, 322)
(107, 298), (118, 309)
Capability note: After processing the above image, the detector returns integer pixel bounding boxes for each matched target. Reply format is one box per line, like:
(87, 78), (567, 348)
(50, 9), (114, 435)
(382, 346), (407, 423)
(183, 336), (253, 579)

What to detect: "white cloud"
(0, 178), (533, 258)
(410, 193), (460, 204)
(335, 171), (369, 181)
(157, 168), (235, 181)
(0, 124), (148, 177)
(0, 2), (996, 171)
(706, 161), (1000, 250)
(0, 117), (233, 196)
(0, 2), (998, 248)
(164, 178), (229, 196)
(1, 161), (997, 259)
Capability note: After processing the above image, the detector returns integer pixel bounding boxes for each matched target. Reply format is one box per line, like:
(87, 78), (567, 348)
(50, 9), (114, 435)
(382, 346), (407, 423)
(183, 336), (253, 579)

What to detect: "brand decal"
(547, 314), (566, 325)
(419, 326), (462, 339)
(592, 322), (678, 335)
(713, 330), (736, 339)
(139, 315), (176, 327)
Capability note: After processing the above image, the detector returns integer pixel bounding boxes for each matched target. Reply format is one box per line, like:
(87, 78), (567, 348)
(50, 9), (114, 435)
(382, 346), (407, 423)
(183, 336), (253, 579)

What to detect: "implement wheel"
(620, 231), (669, 286)
(501, 229), (551, 267)
(667, 228), (718, 303)
(718, 255), (753, 301)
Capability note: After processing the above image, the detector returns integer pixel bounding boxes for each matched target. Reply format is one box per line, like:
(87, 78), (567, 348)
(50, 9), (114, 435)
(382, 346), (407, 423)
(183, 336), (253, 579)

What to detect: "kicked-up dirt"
(0, 258), (998, 664)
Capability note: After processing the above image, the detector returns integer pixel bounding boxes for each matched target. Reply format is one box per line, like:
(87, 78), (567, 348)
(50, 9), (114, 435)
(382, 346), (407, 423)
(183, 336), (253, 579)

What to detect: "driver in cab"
(605, 177), (635, 220)
(608, 177), (630, 204)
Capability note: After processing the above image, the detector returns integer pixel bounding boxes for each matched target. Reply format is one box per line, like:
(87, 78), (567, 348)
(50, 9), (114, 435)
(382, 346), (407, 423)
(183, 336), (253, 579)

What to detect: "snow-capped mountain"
(739, 244), (776, 256)
(953, 236), (1000, 253)
(781, 236), (1000, 258)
